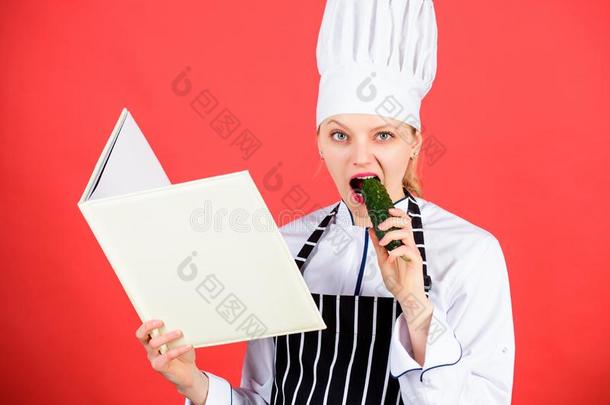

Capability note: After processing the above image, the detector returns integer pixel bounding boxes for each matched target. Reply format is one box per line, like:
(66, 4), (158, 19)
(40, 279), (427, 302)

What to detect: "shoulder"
(415, 196), (506, 287)
(416, 196), (497, 244)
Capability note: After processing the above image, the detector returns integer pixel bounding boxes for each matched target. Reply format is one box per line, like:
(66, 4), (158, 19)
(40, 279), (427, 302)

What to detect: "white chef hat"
(315, 0), (438, 132)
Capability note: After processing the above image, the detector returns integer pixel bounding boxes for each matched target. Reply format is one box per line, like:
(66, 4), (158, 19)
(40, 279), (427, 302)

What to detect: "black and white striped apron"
(270, 187), (431, 405)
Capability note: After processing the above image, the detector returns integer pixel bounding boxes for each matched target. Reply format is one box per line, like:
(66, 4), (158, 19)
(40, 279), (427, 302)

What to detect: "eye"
(330, 130), (348, 142)
(376, 131), (395, 141)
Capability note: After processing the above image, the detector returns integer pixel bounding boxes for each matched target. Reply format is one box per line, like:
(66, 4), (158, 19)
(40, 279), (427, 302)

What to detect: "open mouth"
(349, 175), (381, 195)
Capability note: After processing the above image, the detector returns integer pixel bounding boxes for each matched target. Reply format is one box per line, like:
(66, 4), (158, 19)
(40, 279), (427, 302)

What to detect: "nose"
(352, 139), (375, 166)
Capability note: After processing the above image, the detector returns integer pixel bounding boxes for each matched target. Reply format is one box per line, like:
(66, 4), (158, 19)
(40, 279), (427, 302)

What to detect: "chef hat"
(315, 0), (438, 132)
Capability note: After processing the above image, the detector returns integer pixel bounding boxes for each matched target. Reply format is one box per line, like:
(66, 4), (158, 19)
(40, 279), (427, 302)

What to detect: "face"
(317, 113), (421, 214)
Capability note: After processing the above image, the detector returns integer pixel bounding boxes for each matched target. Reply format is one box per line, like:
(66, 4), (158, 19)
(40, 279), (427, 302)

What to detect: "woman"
(135, 1), (515, 404)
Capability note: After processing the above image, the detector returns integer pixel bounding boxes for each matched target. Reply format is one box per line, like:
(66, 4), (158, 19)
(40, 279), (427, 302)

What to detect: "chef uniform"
(185, 0), (515, 404)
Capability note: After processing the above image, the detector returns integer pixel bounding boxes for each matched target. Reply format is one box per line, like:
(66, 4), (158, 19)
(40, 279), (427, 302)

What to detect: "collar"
(335, 189), (414, 227)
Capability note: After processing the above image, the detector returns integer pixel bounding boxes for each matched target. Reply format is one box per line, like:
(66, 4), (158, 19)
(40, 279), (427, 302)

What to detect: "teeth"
(350, 175), (379, 195)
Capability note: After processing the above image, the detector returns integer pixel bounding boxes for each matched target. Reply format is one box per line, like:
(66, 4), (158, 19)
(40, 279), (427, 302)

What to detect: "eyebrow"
(326, 119), (392, 133)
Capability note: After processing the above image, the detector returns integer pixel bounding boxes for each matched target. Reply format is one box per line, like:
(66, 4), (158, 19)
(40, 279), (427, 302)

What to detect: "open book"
(78, 107), (326, 352)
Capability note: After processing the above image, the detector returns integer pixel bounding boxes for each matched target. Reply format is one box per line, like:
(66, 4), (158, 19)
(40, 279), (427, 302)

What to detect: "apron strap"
(294, 203), (340, 271)
(404, 188), (432, 295)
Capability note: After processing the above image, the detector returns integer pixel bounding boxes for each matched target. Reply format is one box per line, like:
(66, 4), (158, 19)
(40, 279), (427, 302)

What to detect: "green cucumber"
(361, 178), (404, 251)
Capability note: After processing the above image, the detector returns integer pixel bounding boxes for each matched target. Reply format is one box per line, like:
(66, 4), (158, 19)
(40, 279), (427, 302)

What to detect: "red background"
(1, 0), (609, 403)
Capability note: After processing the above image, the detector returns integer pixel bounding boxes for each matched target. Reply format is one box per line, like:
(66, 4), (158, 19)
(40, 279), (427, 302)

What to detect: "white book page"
(88, 111), (170, 200)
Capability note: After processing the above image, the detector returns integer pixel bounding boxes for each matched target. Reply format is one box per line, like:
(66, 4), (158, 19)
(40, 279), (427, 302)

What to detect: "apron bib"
(271, 187), (431, 405)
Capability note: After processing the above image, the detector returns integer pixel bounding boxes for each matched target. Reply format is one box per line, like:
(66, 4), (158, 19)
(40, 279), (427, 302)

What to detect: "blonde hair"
(316, 122), (424, 198)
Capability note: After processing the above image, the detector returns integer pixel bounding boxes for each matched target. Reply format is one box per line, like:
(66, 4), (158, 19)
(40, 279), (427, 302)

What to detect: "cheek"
(320, 151), (351, 183)
(378, 149), (409, 177)
(323, 155), (345, 176)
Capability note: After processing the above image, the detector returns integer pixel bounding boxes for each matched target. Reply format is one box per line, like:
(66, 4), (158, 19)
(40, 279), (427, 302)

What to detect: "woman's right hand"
(135, 319), (209, 404)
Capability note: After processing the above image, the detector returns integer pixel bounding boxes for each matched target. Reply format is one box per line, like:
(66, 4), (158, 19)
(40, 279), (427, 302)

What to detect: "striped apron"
(270, 187), (431, 405)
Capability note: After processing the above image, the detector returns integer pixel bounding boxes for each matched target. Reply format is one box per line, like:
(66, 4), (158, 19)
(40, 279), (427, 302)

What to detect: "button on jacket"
(185, 194), (515, 404)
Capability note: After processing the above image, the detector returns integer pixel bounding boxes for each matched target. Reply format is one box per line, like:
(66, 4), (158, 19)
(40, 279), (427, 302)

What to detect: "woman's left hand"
(367, 207), (426, 304)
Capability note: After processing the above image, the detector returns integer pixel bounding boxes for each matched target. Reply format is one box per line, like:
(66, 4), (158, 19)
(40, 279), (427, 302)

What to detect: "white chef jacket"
(185, 195), (515, 404)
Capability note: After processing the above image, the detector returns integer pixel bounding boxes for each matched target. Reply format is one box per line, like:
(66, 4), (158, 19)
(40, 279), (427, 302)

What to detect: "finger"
(378, 216), (411, 231)
(136, 320), (163, 345)
(378, 207), (409, 229)
(150, 329), (183, 350)
(150, 350), (169, 372)
(389, 207), (409, 218)
(165, 344), (194, 361)
(378, 229), (414, 247)
(386, 245), (420, 265)
(379, 210), (416, 246)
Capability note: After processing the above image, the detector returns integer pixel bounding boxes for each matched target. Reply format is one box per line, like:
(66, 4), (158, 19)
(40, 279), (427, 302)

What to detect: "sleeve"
(184, 337), (276, 405)
(388, 236), (515, 404)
